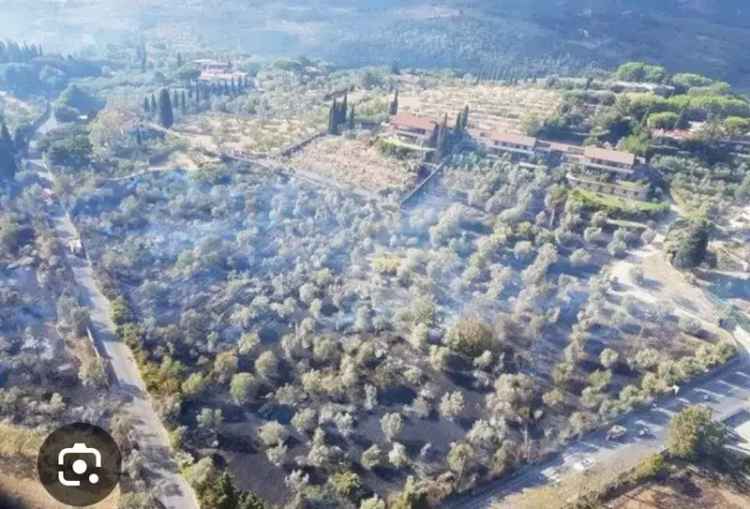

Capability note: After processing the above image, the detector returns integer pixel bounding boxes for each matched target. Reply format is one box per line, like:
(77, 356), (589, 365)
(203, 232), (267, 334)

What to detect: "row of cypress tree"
(144, 78), (253, 127)
(427, 106), (470, 158)
(0, 41), (42, 64)
(327, 94), (355, 134)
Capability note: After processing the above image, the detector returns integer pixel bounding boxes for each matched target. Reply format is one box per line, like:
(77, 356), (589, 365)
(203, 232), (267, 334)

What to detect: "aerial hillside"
(2, 1), (750, 88)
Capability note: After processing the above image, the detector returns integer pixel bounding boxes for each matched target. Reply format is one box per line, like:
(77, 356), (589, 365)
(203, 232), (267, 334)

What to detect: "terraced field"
(398, 84), (562, 135)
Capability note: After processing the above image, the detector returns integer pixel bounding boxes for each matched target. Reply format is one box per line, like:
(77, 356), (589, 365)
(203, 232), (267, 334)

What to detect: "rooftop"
(487, 131), (537, 148)
(583, 146), (635, 167)
(390, 113), (438, 132)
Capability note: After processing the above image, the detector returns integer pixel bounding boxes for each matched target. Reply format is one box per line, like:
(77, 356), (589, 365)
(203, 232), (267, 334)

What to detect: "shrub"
(445, 316), (495, 357)
(329, 471), (362, 499)
(632, 453), (667, 482)
(230, 372), (258, 404)
(615, 62), (667, 83)
(666, 406), (728, 460)
(647, 111), (680, 129)
(110, 296), (132, 325)
(665, 220), (710, 269)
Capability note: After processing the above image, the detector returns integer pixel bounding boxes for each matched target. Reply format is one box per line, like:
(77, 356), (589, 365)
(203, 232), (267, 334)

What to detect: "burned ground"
(66, 153), (734, 505)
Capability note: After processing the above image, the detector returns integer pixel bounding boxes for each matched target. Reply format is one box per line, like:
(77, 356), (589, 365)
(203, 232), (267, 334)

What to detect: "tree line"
(0, 40), (42, 64)
(144, 77), (252, 128)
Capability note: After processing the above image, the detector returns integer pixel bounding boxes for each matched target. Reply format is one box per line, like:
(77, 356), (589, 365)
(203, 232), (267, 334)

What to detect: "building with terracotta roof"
(388, 113), (438, 145)
(474, 129), (538, 158)
(581, 146), (636, 174)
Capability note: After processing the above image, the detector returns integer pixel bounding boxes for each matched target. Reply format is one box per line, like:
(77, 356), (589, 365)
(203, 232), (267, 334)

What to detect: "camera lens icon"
(38, 423), (121, 506)
(58, 443), (103, 487)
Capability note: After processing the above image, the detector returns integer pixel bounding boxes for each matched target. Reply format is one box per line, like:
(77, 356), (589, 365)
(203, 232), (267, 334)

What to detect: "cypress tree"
(140, 45), (147, 72)
(172, 90), (179, 108)
(328, 99), (338, 134)
(462, 105), (470, 129)
(0, 121), (16, 182)
(454, 111), (463, 135)
(158, 88), (174, 129)
(144, 96), (151, 113)
(13, 128), (27, 155)
(181, 91), (187, 112)
(150, 94), (157, 113)
(428, 124), (440, 149)
(438, 114), (448, 154)
(341, 94), (348, 123)
(348, 105), (355, 130)
(2, 122), (15, 154)
(389, 90), (399, 115)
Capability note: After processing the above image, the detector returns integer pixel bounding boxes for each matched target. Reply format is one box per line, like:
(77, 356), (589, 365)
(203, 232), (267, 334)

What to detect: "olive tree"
(380, 412), (404, 442)
(229, 372), (258, 404)
(439, 391), (465, 420)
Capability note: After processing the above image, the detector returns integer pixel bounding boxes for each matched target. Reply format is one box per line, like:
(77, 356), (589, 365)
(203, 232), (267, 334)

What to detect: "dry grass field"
(608, 467), (750, 509)
(0, 471), (120, 509)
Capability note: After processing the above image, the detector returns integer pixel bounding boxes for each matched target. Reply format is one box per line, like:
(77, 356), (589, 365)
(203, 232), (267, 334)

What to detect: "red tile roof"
(488, 131), (537, 148)
(390, 113), (438, 132)
(584, 146), (635, 167)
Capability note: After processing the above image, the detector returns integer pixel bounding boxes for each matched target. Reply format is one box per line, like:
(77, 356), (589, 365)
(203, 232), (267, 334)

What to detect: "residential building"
(580, 146), (636, 175)
(566, 173), (650, 200)
(475, 130), (538, 158)
(388, 113), (438, 145)
(193, 58), (248, 84)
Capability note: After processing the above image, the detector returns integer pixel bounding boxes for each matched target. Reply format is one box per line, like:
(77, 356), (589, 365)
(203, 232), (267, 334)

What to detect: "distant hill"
(2, 0), (749, 88)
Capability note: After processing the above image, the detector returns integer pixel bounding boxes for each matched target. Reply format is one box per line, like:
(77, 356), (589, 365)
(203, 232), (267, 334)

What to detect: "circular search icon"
(37, 422), (121, 506)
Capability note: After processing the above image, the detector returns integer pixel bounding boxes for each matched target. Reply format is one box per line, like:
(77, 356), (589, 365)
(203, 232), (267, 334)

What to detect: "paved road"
(446, 204), (750, 509)
(31, 159), (199, 509)
(446, 328), (750, 509)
